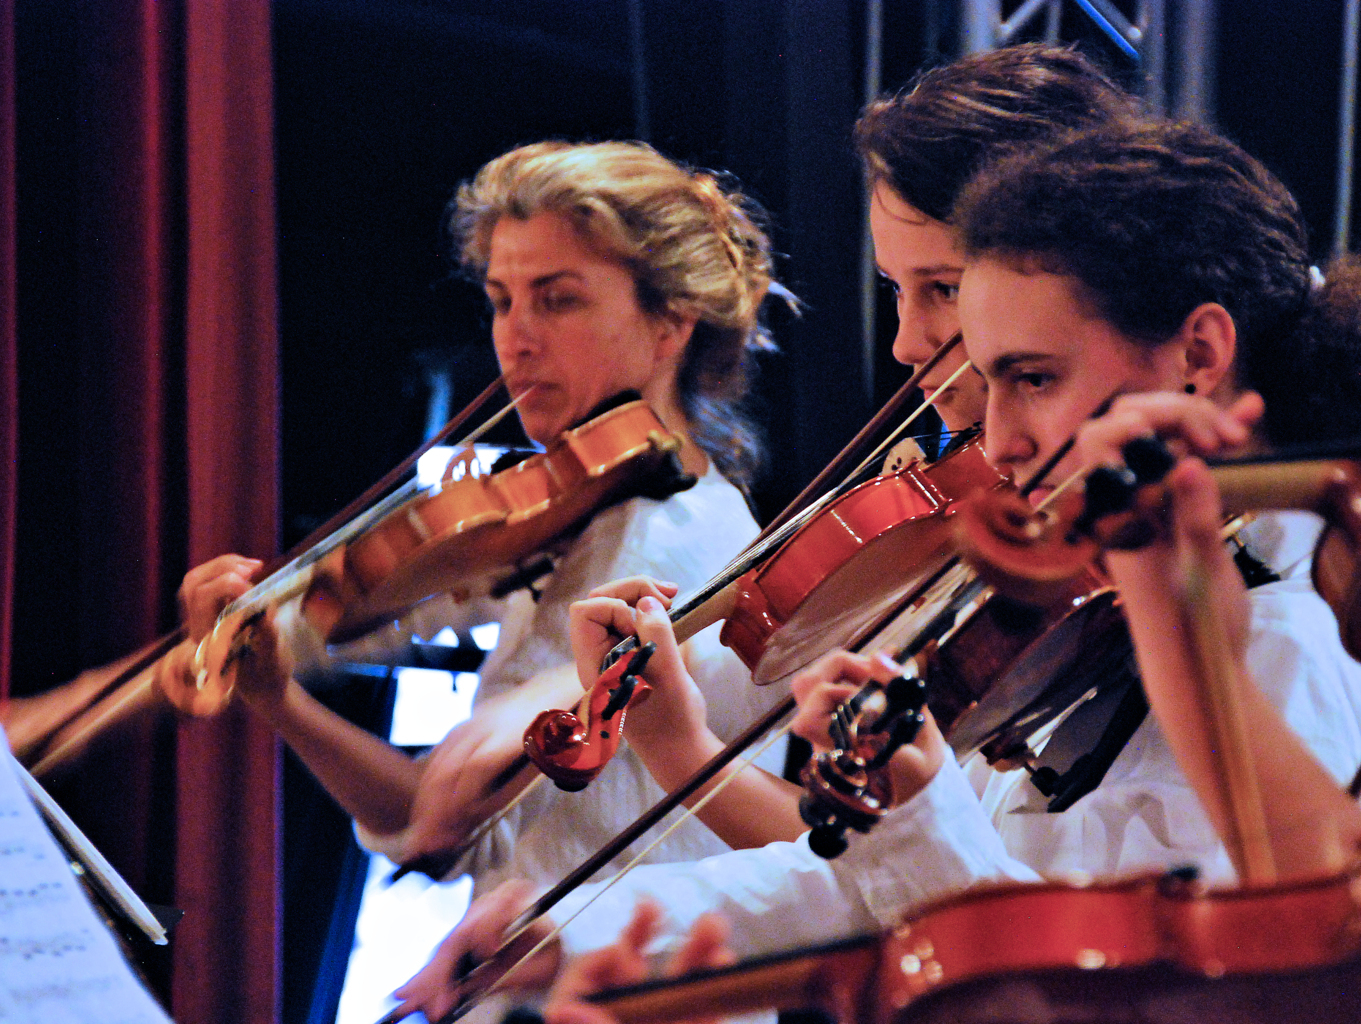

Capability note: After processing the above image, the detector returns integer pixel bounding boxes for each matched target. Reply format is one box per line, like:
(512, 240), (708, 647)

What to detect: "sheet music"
(0, 729), (173, 1023)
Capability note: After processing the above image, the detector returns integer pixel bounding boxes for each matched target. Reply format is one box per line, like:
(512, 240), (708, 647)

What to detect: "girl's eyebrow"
(987, 352), (1058, 377)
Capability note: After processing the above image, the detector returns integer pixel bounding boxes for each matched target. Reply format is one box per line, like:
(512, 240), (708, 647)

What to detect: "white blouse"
(547, 512), (1361, 961)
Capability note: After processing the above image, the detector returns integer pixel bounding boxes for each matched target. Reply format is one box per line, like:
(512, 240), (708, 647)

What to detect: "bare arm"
(235, 613), (424, 837)
(1, 647), (152, 764)
(1109, 457), (1361, 879)
(570, 581), (807, 849)
(402, 661), (584, 858)
(1076, 393), (1361, 879)
(180, 555), (583, 862)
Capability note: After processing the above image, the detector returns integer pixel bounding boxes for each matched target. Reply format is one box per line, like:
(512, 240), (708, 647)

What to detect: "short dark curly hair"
(955, 120), (1361, 446)
(855, 43), (1142, 222)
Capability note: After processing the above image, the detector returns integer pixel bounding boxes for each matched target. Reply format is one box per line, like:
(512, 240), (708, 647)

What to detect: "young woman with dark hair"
(395, 115), (1361, 1024)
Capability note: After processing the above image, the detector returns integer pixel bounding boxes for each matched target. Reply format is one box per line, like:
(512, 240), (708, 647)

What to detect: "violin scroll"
(799, 666), (928, 859)
(152, 610), (259, 717)
(524, 643), (657, 792)
(951, 436), (1182, 609)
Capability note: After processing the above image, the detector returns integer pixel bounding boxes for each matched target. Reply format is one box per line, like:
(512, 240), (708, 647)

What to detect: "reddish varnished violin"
(519, 337), (996, 793)
(588, 866), (1361, 1024)
(589, 439), (1361, 1024)
(798, 438), (1361, 858)
(953, 439), (1361, 657)
(518, 432), (1005, 794)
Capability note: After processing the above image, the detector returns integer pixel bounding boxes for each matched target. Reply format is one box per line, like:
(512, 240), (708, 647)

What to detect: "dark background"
(12, 1), (1357, 1020)
(15, 0), (1354, 688)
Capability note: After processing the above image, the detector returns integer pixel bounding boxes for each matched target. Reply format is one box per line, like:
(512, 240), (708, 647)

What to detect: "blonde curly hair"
(452, 141), (780, 489)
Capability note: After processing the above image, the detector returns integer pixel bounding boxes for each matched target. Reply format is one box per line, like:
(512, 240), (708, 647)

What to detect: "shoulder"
(571, 468), (760, 591)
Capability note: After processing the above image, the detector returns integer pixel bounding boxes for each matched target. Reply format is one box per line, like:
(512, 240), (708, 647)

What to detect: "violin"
(157, 393), (692, 717)
(800, 437), (1361, 859)
(519, 340), (997, 792)
(588, 866), (1361, 1024)
(588, 436), (1361, 1024)
(953, 440), (1361, 657)
(25, 387), (689, 775)
(516, 433), (1004, 793)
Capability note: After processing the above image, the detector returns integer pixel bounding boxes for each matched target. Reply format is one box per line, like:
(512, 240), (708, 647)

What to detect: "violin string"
(451, 719), (797, 1020)
(758, 334), (966, 540)
(660, 361), (975, 627)
(221, 391), (535, 621)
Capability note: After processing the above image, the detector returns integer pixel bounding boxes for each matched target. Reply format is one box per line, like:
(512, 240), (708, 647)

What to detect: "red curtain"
(174, 2), (282, 1021)
(4, 1), (281, 1021)
(1, 0), (15, 708)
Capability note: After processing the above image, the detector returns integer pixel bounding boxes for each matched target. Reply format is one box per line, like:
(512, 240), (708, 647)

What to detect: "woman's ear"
(654, 311), (698, 363)
(1175, 302), (1238, 397)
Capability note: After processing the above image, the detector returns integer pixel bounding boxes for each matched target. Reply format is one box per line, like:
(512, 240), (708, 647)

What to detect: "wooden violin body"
(523, 438), (1005, 790)
(720, 438), (1007, 685)
(594, 867), (1361, 1024)
(955, 453), (1361, 659)
(161, 398), (689, 718)
(307, 398), (688, 643)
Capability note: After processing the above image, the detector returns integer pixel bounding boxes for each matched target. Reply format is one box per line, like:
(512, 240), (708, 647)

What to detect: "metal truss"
(954, 0), (1358, 254)
(959, 0), (1217, 119)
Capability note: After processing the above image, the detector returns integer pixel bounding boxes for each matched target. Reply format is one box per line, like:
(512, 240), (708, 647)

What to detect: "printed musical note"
(0, 732), (172, 1023)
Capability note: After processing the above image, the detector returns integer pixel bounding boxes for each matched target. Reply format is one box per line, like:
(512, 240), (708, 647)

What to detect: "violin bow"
(762, 333), (965, 538)
(390, 344), (976, 882)
(1175, 559), (1276, 884)
(27, 376), (508, 775)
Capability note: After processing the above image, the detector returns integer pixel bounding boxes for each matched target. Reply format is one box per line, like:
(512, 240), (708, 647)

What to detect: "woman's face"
(486, 212), (683, 444)
(868, 183), (988, 433)
(959, 256), (1185, 499)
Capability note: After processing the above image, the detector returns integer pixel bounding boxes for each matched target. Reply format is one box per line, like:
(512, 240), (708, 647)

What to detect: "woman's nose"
(494, 305), (537, 360)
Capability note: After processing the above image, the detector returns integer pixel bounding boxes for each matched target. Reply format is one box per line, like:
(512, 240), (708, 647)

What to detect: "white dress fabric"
(547, 511), (1361, 961)
(279, 467), (780, 897)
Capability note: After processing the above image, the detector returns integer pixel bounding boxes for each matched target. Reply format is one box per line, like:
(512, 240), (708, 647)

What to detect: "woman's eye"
(1016, 372), (1052, 391)
(932, 281), (960, 301)
(487, 295), (511, 316)
(542, 292), (581, 312)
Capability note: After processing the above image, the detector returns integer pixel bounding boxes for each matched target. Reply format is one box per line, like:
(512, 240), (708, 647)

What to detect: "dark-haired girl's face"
(959, 257), (1185, 498)
(869, 184), (987, 433)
